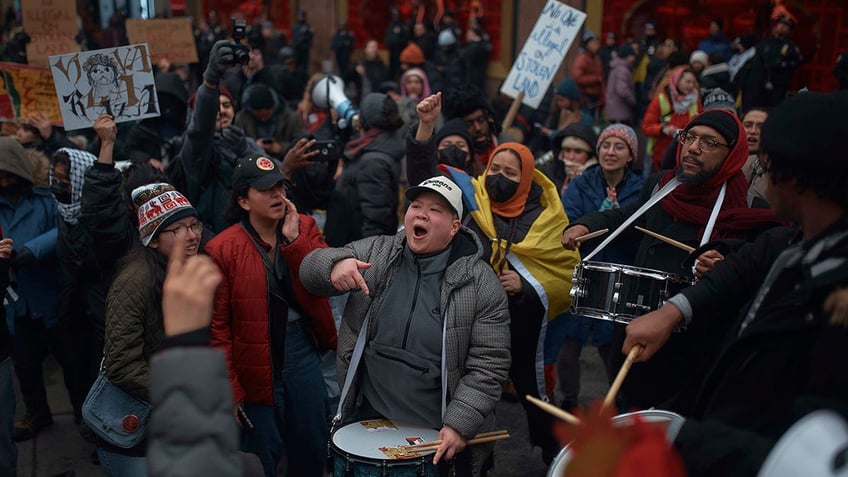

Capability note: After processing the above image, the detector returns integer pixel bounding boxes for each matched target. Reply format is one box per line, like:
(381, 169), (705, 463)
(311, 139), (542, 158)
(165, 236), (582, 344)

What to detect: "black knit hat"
(685, 109), (740, 147)
(436, 118), (473, 150)
(761, 91), (848, 169)
(551, 123), (598, 159)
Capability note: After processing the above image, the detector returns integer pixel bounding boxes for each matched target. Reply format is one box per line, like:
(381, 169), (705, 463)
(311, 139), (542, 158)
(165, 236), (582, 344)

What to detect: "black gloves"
(221, 125), (249, 156)
(10, 247), (34, 270)
(203, 40), (236, 85)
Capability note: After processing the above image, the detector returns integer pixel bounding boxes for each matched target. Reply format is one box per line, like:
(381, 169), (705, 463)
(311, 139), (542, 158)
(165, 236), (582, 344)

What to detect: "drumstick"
(634, 226), (695, 253)
(525, 395), (582, 425)
(602, 345), (643, 409)
(405, 432), (511, 451)
(404, 429), (509, 449)
(575, 228), (609, 242)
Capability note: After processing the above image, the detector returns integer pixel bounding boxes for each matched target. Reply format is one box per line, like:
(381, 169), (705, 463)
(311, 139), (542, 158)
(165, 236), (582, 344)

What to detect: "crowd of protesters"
(0, 4), (846, 477)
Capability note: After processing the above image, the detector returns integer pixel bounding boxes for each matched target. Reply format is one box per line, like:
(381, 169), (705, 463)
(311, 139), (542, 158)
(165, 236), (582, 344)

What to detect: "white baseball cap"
(406, 176), (463, 217)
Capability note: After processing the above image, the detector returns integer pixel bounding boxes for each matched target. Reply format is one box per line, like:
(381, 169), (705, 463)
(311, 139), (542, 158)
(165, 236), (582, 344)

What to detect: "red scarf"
(343, 128), (381, 158)
(658, 110), (782, 240)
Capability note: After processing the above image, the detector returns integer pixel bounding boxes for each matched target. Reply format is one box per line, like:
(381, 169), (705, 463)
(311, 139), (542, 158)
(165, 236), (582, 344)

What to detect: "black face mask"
(50, 180), (72, 204)
(485, 173), (519, 203)
(438, 145), (468, 170)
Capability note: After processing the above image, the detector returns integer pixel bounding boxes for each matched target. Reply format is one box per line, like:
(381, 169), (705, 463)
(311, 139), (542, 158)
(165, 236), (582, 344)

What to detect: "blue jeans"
(241, 322), (328, 477)
(0, 357), (16, 477)
(97, 446), (147, 477)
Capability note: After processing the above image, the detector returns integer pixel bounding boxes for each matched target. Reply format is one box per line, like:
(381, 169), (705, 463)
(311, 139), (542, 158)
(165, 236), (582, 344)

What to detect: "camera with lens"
(230, 18), (250, 66)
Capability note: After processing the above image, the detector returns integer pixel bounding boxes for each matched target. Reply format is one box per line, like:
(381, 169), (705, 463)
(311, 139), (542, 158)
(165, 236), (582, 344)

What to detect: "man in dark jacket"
(562, 109), (781, 412)
(623, 91), (848, 477)
(234, 84), (305, 159)
(324, 92), (405, 247)
(383, 7), (408, 81)
(292, 10), (314, 73)
(179, 41), (264, 233)
(749, 15), (803, 108)
(331, 21), (355, 76)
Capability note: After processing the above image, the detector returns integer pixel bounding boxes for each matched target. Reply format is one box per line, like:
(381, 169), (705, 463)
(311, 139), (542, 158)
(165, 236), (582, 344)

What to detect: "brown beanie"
(400, 42), (425, 65)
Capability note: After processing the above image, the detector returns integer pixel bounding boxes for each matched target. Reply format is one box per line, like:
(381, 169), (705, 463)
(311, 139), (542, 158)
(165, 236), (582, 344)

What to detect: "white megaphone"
(312, 75), (358, 129)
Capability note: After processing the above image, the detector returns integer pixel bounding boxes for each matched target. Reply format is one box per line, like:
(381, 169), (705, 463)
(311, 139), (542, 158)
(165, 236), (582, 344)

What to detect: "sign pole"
(501, 91), (525, 132)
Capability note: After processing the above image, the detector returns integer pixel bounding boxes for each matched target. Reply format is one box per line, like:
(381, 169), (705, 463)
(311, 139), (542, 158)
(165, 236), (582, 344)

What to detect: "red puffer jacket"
(207, 215), (337, 405)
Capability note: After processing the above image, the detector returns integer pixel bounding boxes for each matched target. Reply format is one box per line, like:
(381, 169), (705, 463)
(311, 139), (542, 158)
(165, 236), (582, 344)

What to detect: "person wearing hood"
(324, 92), (405, 247)
(563, 110), (783, 413)
(406, 93), (482, 194)
(606, 43), (638, 126)
(435, 29), (465, 91)
(399, 41), (443, 93)
(50, 147), (104, 434)
(641, 65), (703, 173)
(541, 122), (598, 195)
(235, 84), (305, 159)
(463, 142), (581, 464)
(0, 137), (61, 442)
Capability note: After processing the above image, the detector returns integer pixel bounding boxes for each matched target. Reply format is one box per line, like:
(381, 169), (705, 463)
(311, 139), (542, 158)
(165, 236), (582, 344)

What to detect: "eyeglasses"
(161, 221), (203, 237)
(679, 131), (730, 153)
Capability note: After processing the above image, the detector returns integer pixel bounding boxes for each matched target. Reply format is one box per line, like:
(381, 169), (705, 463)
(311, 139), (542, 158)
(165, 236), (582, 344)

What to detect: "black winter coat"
(674, 218), (848, 476)
(571, 172), (772, 410)
(324, 131), (404, 247)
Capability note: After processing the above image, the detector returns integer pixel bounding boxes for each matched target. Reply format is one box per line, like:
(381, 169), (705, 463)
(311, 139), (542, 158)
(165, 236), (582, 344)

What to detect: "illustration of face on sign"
(49, 44), (159, 130)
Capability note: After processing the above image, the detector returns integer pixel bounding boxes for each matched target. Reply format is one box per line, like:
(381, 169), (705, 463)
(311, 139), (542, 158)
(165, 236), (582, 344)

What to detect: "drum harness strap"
(332, 309), (450, 435)
(582, 177), (681, 262)
(581, 177), (728, 265)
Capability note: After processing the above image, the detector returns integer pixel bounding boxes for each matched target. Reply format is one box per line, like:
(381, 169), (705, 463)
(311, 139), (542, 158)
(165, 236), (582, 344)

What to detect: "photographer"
(177, 40), (265, 233)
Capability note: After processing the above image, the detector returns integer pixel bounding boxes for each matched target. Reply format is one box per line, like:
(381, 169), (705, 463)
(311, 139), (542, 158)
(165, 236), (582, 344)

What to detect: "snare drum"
(570, 261), (693, 324)
(330, 419), (441, 477)
(547, 410), (684, 477)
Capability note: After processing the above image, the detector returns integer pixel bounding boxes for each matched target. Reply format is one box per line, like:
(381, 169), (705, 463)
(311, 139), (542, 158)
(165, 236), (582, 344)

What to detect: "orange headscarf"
(486, 142), (536, 218)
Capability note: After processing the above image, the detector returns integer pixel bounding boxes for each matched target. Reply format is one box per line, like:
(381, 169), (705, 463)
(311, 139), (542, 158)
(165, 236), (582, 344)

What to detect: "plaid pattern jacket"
(300, 227), (510, 438)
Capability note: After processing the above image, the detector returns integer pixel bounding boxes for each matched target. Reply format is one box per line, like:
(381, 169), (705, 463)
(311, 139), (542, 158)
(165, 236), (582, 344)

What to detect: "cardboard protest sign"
(0, 62), (63, 125)
(49, 44), (160, 131)
(22, 0), (80, 67)
(126, 18), (199, 65)
(500, 0), (586, 109)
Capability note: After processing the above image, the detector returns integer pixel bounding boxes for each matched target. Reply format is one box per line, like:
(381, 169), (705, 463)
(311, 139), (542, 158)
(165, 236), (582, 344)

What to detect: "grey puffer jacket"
(148, 347), (242, 477)
(299, 227), (510, 439)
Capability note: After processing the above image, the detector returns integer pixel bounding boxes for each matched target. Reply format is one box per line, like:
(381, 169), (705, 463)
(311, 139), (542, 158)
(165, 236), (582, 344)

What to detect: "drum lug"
(625, 302), (651, 313)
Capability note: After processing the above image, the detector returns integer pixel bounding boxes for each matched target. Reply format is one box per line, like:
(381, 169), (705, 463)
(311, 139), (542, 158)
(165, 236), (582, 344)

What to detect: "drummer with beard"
(561, 109), (782, 413)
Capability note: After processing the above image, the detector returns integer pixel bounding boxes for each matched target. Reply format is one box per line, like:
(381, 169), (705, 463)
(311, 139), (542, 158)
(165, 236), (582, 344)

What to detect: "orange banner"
(0, 62), (63, 125)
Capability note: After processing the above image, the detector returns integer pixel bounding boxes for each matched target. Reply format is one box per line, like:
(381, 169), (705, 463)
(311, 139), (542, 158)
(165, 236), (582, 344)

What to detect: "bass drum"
(547, 410), (685, 477)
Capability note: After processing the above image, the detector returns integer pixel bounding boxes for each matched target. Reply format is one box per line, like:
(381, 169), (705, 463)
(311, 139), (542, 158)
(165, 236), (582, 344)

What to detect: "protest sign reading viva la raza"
(500, 0), (587, 110)
(49, 44), (160, 131)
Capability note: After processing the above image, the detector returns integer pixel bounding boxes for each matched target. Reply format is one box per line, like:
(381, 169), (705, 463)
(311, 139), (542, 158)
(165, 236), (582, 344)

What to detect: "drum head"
(547, 410), (684, 476)
(332, 420), (441, 460)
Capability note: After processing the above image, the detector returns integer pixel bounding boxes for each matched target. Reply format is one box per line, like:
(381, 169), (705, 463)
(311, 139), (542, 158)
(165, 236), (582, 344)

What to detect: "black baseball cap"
(232, 156), (287, 190)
